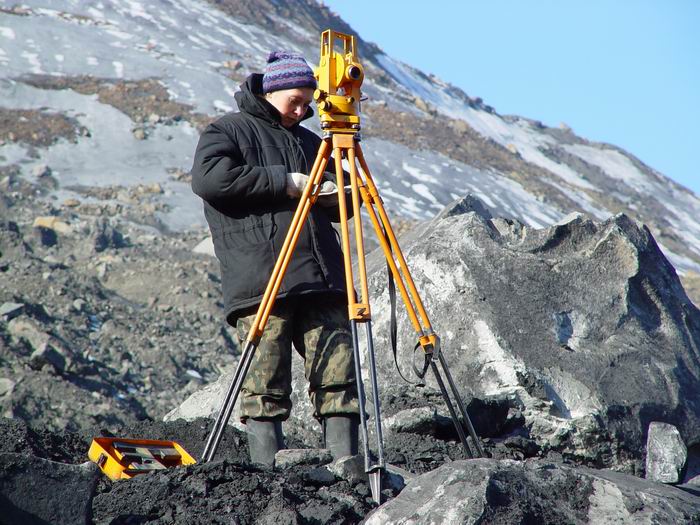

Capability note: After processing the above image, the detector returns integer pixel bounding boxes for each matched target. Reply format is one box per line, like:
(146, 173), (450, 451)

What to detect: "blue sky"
(322, 1), (699, 195)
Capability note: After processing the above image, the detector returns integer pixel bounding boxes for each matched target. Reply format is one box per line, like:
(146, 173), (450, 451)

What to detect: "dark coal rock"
(92, 459), (376, 525)
(0, 453), (99, 525)
(101, 421), (381, 524)
(0, 417), (384, 524)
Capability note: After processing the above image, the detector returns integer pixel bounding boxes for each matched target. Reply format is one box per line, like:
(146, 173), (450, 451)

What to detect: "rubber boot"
(323, 415), (359, 460)
(246, 418), (285, 468)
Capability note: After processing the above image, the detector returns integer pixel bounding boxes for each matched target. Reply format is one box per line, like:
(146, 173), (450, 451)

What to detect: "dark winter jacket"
(191, 74), (349, 326)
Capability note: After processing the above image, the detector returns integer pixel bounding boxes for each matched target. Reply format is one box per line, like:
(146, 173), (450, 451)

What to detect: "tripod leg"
(352, 143), (484, 459)
(364, 321), (385, 503)
(350, 321), (371, 471)
(201, 340), (256, 462)
(429, 359), (474, 458)
(332, 136), (384, 503)
(437, 352), (485, 457)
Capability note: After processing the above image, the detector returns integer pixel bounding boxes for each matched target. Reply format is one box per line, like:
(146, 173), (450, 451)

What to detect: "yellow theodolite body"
(314, 30), (364, 131)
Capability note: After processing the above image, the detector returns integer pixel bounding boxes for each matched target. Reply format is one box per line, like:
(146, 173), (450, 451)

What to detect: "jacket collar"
(235, 74), (314, 128)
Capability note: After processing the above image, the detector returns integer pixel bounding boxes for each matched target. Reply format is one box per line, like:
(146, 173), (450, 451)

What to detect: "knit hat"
(262, 51), (317, 93)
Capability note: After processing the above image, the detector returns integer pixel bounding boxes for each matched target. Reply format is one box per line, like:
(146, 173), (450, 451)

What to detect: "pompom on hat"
(262, 51), (317, 93)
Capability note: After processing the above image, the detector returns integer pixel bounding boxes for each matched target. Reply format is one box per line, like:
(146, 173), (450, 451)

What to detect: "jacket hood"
(235, 73), (314, 127)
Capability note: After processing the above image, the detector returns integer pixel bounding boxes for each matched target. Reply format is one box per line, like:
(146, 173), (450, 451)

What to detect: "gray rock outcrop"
(366, 459), (700, 524)
(364, 197), (700, 470)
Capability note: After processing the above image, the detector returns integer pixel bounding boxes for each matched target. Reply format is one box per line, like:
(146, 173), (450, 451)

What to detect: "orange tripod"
(201, 30), (483, 503)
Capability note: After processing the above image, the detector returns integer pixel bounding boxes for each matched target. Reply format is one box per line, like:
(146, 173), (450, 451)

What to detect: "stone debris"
(275, 447), (333, 469)
(2, 101), (700, 520)
(32, 215), (72, 234)
(192, 236), (215, 256)
(384, 406), (438, 435)
(0, 302), (24, 321)
(646, 421), (688, 484)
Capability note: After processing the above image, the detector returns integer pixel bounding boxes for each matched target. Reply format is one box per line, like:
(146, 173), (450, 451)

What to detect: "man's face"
(265, 87), (314, 128)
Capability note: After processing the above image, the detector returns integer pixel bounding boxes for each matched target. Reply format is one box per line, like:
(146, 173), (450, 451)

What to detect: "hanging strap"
(384, 229), (429, 386)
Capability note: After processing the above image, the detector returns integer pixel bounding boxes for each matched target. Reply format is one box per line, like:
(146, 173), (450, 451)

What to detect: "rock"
(646, 422), (687, 483)
(193, 236), (215, 257)
(132, 127), (147, 140)
(385, 463), (414, 491)
(163, 366), (246, 432)
(29, 344), (67, 373)
(136, 182), (163, 194)
(0, 302), (24, 321)
(384, 406), (437, 435)
(8, 317), (50, 353)
(62, 198), (81, 208)
(169, 196), (700, 471)
(33, 225), (57, 247)
(413, 96), (430, 113)
(72, 299), (87, 313)
(434, 193), (492, 221)
(275, 448), (333, 469)
(304, 465), (336, 485)
(222, 59), (241, 70)
(89, 218), (126, 252)
(7, 318), (70, 372)
(362, 203), (700, 471)
(32, 216), (72, 234)
(448, 118), (469, 134)
(0, 454), (99, 525)
(0, 378), (15, 397)
(327, 455), (366, 485)
(31, 164), (51, 178)
(366, 459), (700, 524)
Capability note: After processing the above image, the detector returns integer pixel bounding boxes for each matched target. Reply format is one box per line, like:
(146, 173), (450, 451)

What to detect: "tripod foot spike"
(368, 467), (382, 504)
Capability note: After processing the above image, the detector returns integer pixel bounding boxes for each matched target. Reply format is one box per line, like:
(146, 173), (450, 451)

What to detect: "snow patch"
(0, 27), (16, 40)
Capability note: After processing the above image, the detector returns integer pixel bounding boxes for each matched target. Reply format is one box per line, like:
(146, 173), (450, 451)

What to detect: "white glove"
(286, 172), (309, 198)
(286, 172), (347, 206)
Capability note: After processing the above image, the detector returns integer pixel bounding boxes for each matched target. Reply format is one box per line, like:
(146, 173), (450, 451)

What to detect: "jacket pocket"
(219, 214), (275, 249)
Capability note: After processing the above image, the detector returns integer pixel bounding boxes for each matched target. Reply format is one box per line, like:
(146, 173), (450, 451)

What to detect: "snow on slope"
(0, 0), (564, 233)
(375, 51), (700, 274)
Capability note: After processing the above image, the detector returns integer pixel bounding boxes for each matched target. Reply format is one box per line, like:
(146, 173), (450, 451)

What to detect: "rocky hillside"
(0, 0), (698, 301)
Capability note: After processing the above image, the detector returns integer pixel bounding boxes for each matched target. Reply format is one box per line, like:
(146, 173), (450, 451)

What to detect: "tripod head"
(314, 30), (364, 132)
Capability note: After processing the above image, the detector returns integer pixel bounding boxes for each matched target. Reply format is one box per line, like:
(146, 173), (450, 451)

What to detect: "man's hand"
(286, 172), (349, 206)
(286, 172), (309, 198)
(316, 176), (340, 207)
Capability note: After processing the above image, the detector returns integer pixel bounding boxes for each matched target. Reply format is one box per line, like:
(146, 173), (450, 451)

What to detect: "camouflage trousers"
(236, 293), (360, 421)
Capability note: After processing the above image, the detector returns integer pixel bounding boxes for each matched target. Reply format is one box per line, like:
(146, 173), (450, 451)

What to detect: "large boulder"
(365, 458), (700, 524)
(362, 197), (700, 471)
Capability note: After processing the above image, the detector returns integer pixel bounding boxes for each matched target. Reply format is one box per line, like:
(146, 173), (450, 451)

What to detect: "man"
(190, 51), (360, 467)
